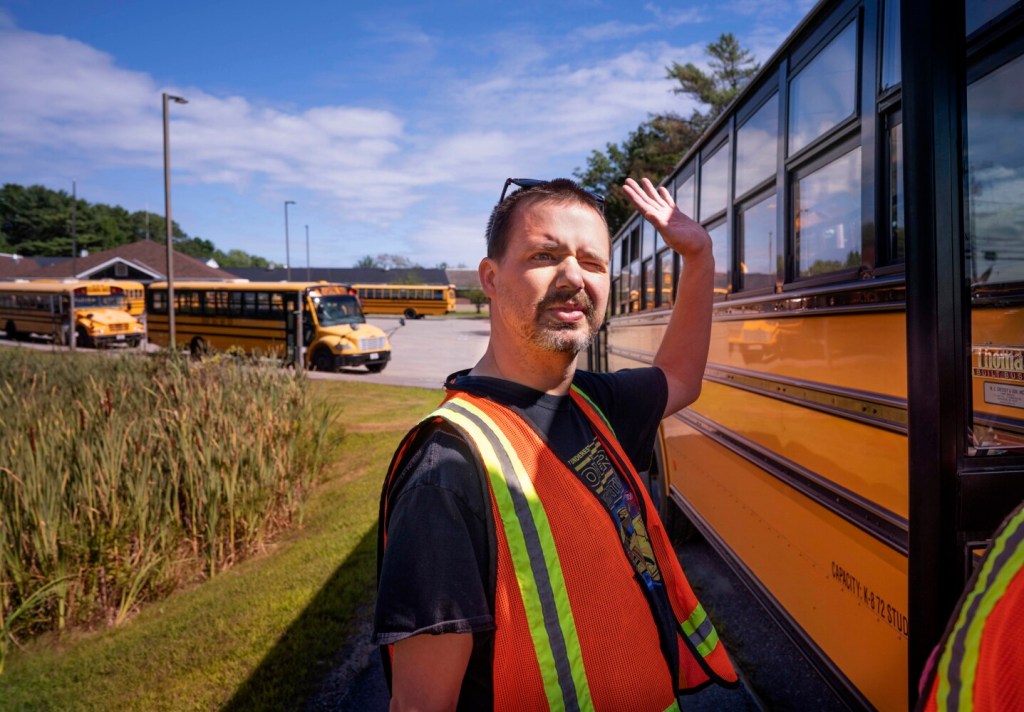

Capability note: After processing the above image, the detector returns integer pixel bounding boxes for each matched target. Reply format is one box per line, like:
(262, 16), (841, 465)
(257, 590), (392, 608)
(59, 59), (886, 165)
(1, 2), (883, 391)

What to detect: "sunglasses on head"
(499, 178), (606, 213)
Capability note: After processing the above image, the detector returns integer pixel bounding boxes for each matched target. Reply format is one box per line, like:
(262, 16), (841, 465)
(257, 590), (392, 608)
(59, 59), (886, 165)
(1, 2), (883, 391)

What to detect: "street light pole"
(163, 92), (188, 350)
(284, 200), (296, 281)
(305, 224), (310, 280)
(71, 179), (77, 279)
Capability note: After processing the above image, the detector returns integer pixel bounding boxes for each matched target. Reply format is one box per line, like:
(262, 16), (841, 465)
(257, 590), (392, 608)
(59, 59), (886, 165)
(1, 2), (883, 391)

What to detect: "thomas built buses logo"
(972, 346), (1024, 382)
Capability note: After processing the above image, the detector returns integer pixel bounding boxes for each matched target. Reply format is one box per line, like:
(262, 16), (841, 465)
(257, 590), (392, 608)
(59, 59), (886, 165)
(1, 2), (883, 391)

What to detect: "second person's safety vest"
(381, 386), (737, 711)
(919, 501), (1024, 712)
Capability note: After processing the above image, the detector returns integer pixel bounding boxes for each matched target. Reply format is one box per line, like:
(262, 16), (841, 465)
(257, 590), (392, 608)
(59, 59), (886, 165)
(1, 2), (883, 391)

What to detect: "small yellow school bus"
(353, 283), (456, 319)
(0, 280), (146, 347)
(100, 280), (146, 316)
(146, 280), (393, 372)
(31, 278), (146, 317)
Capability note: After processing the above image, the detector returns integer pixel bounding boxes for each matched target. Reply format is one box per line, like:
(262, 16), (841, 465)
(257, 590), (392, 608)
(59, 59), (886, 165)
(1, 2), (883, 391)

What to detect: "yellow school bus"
(590, 0), (1024, 708)
(353, 283), (456, 319)
(31, 278), (146, 317)
(146, 281), (393, 372)
(0, 280), (146, 347)
(101, 280), (146, 316)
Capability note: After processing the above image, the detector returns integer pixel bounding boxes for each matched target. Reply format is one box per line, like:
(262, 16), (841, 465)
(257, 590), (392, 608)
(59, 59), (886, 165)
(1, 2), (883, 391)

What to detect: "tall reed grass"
(0, 349), (336, 671)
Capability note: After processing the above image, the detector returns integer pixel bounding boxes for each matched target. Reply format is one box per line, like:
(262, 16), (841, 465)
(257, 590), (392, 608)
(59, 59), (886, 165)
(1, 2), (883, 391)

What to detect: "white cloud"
(0, 13), (779, 265)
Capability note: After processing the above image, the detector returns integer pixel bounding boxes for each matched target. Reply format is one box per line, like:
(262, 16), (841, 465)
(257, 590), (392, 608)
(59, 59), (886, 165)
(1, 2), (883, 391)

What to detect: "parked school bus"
(146, 281), (392, 372)
(100, 280), (146, 316)
(590, 0), (1024, 708)
(353, 283), (456, 319)
(0, 279), (146, 347)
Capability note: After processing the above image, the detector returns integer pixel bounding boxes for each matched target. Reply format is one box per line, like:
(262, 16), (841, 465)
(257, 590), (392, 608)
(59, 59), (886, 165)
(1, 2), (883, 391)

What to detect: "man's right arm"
(389, 633), (473, 712)
(375, 425), (494, 710)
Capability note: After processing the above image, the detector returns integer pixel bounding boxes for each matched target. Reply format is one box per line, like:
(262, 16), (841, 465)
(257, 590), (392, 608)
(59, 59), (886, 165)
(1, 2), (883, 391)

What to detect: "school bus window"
(739, 193), (778, 291)
(700, 141), (730, 220)
(643, 257), (655, 309)
(675, 173), (695, 218)
(967, 0), (1017, 35)
(708, 221), (732, 296)
(881, 0), (901, 90)
(788, 21), (858, 156)
(229, 291), (243, 316)
(626, 257), (634, 311)
(735, 94), (779, 199)
(966, 53), (1024, 286)
(255, 292), (269, 316)
(618, 270), (630, 315)
(887, 117), (906, 263)
(657, 249), (675, 307)
(642, 219), (656, 262)
(270, 293), (284, 317)
(794, 146), (862, 278)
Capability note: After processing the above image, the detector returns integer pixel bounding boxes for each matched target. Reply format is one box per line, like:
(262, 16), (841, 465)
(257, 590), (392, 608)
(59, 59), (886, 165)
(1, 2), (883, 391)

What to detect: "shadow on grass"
(223, 524), (380, 712)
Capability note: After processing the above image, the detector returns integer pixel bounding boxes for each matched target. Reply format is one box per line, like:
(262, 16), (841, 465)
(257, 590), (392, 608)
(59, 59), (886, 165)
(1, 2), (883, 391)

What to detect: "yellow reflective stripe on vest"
(570, 384), (616, 438)
(935, 505), (1024, 712)
(681, 603), (720, 659)
(431, 399), (595, 712)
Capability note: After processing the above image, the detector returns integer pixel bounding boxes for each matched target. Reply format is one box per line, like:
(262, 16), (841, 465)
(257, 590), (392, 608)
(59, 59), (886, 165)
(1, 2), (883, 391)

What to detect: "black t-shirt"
(374, 367), (669, 709)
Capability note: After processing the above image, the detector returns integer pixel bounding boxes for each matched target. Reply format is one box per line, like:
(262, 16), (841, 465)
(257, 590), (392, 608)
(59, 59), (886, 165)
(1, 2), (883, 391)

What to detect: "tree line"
(0, 183), (275, 268)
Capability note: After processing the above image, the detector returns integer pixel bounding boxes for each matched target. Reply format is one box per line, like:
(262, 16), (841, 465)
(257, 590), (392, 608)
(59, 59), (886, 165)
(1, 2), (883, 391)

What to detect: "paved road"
(1, 314), (491, 392)
(307, 314), (490, 390)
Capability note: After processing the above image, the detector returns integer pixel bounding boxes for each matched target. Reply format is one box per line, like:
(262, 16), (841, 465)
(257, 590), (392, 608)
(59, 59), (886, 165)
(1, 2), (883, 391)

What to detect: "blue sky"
(0, 1), (813, 269)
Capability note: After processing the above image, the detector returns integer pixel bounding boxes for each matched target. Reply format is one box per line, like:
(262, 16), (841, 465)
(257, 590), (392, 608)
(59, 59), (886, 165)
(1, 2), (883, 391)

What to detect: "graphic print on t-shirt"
(568, 438), (663, 589)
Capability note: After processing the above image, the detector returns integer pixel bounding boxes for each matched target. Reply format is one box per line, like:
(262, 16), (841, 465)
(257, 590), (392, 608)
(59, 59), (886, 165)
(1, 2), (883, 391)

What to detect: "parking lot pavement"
(3, 315), (491, 392)
(307, 314), (491, 390)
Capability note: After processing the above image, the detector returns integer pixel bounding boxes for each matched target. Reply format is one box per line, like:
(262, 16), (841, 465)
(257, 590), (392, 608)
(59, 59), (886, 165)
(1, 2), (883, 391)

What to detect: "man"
(374, 177), (737, 711)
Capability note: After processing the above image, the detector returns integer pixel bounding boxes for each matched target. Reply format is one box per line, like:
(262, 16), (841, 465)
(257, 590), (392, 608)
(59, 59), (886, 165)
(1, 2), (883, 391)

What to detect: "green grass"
(0, 380), (443, 712)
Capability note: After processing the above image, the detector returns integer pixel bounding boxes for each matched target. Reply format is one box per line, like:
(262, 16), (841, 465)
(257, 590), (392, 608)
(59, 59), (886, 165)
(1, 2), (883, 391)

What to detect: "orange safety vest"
(381, 386), (737, 711)
(919, 501), (1024, 712)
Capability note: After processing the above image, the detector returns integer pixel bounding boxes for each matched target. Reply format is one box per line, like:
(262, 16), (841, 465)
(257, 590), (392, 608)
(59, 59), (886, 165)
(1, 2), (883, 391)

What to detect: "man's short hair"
(485, 178), (608, 261)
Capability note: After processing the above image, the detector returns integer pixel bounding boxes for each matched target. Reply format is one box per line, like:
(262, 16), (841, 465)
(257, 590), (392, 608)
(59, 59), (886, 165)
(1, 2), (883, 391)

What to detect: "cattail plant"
(0, 349), (336, 671)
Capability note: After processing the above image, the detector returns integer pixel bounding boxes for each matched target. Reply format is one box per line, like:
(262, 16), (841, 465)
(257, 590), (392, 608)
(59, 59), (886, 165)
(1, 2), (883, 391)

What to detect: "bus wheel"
(312, 348), (335, 373)
(403, 308), (417, 319)
(5, 320), (21, 340)
(76, 326), (92, 349)
(189, 337), (208, 359)
(366, 362), (387, 374)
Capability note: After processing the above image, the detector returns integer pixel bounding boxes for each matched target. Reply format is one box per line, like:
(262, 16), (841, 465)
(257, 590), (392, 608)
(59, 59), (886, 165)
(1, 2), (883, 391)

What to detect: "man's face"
(483, 199), (610, 355)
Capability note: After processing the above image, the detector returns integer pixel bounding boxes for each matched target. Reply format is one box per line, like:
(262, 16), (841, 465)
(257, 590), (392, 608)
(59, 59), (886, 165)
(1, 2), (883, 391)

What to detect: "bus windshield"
(73, 294), (125, 309)
(312, 295), (365, 326)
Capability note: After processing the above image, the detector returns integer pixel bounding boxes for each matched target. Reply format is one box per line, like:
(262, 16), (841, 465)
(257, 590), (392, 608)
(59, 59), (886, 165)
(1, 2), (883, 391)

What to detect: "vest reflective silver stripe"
(681, 604), (719, 659)
(430, 399), (595, 711)
(935, 505), (1024, 711)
